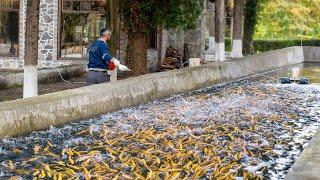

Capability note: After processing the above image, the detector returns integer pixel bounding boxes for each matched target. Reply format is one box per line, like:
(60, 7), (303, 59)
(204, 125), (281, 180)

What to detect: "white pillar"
(23, 65), (38, 98)
(215, 42), (225, 61)
(231, 39), (243, 58)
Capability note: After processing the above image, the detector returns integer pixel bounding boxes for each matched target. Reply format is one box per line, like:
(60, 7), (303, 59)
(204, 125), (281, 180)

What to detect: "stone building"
(0, 0), (206, 71)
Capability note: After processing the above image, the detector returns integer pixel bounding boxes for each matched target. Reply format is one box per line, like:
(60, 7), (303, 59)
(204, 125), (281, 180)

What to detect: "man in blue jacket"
(87, 28), (120, 85)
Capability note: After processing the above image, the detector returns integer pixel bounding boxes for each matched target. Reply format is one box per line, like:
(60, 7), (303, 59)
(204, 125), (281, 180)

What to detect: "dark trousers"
(86, 71), (110, 86)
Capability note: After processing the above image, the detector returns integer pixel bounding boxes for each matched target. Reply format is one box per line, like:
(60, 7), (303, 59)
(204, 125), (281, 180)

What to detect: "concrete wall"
(0, 64), (86, 89)
(0, 46), (306, 137)
(285, 130), (320, 180)
(303, 46), (320, 62)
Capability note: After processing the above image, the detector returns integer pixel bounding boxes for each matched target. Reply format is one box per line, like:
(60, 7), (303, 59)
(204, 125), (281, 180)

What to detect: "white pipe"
(231, 39), (243, 58)
(23, 65), (38, 98)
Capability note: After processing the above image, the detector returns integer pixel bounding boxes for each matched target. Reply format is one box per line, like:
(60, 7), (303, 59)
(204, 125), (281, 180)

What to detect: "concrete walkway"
(0, 64), (85, 89)
(286, 130), (320, 179)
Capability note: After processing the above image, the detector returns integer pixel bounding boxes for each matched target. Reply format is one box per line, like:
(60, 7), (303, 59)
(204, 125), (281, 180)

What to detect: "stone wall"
(147, 49), (158, 71)
(38, 0), (70, 68)
(38, 0), (57, 67)
(0, 58), (24, 69)
(165, 5), (206, 61)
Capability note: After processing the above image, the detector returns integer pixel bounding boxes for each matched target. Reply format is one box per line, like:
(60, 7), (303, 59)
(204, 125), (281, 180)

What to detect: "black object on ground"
(279, 77), (310, 85)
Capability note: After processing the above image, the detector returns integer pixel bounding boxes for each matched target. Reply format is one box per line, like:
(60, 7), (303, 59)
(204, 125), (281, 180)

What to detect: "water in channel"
(1, 63), (320, 180)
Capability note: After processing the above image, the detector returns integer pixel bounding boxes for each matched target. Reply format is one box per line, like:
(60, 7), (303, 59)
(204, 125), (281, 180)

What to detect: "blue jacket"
(87, 39), (113, 69)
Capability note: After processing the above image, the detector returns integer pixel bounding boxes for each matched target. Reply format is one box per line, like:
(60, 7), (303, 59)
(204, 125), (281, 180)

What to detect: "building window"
(59, 0), (109, 59)
(148, 29), (157, 49)
(0, 0), (20, 57)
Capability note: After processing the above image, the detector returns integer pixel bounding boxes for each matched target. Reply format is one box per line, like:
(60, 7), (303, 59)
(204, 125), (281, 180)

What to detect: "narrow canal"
(1, 63), (320, 179)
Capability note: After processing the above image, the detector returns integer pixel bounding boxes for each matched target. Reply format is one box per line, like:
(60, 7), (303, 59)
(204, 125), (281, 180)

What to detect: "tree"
(231, 0), (244, 58)
(109, 0), (122, 55)
(255, 0), (320, 39)
(23, 0), (40, 98)
(208, 1), (215, 52)
(122, 0), (203, 75)
(243, 0), (260, 55)
(214, 0), (226, 61)
(108, 0), (123, 81)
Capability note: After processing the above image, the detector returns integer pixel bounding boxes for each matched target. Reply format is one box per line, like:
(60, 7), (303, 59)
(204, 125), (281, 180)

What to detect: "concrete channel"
(0, 46), (319, 178)
(285, 46), (320, 179)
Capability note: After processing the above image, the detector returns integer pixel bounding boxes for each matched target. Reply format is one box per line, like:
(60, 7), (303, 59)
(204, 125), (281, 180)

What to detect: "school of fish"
(1, 76), (320, 180)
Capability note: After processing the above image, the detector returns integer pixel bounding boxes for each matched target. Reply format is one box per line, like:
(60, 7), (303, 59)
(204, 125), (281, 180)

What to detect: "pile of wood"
(161, 47), (182, 70)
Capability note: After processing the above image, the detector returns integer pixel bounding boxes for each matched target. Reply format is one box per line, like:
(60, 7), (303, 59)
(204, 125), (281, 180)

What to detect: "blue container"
(280, 77), (291, 84)
(299, 77), (309, 84)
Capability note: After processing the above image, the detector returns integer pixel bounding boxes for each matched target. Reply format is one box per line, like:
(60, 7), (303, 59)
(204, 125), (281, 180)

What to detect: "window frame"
(58, 0), (108, 60)
(0, 0), (20, 57)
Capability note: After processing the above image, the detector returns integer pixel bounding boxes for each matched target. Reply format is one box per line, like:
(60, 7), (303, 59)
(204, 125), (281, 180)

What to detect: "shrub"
(225, 38), (320, 53)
